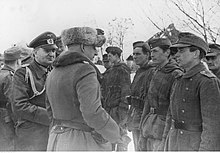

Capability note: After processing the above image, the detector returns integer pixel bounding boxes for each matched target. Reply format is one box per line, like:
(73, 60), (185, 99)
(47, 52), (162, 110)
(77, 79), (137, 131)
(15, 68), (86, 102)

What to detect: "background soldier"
(12, 32), (57, 151)
(46, 27), (127, 151)
(126, 41), (154, 151)
(164, 32), (220, 151)
(55, 36), (65, 57)
(102, 53), (111, 70)
(0, 47), (22, 151)
(206, 43), (220, 78)
(102, 46), (131, 151)
(139, 37), (182, 151)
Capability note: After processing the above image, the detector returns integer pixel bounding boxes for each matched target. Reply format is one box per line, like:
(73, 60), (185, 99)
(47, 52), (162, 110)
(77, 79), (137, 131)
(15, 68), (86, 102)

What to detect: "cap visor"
(41, 44), (58, 50)
(206, 52), (217, 57)
(171, 43), (191, 48)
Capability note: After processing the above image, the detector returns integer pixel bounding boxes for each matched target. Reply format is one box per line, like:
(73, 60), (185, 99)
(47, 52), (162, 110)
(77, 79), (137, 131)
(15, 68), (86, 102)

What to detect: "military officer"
(46, 27), (128, 151)
(12, 31), (57, 151)
(206, 43), (220, 78)
(0, 47), (22, 151)
(163, 32), (220, 151)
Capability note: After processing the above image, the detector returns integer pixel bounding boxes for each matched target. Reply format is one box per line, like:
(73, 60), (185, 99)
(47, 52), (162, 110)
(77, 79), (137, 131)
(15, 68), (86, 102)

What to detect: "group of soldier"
(0, 26), (220, 151)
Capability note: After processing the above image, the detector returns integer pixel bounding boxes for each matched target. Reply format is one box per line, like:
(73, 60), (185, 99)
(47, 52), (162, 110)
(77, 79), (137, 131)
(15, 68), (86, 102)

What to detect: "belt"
(52, 119), (94, 132)
(149, 107), (167, 116)
(172, 119), (202, 132)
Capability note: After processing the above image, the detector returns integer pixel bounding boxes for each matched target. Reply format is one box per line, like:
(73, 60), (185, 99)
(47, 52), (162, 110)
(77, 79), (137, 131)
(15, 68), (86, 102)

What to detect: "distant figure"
(0, 46), (22, 151)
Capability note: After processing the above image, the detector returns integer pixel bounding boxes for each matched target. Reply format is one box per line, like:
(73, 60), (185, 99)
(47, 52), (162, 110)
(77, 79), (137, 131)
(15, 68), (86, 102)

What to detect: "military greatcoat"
(165, 62), (220, 151)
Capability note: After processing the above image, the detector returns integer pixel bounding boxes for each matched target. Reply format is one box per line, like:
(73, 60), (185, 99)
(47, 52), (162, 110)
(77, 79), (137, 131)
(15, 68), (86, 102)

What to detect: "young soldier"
(126, 41), (154, 151)
(164, 32), (220, 151)
(139, 37), (182, 151)
(12, 32), (57, 151)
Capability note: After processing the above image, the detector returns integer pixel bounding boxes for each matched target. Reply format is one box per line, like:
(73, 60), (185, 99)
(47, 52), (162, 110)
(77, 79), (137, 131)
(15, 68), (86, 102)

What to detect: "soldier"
(163, 32), (220, 151)
(126, 41), (154, 151)
(139, 37), (182, 151)
(101, 46), (131, 151)
(46, 27), (128, 151)
(206, 43), (220, 78)
(12, 32), (57, 151)
(0, 47), (22, 151)
(55, 36), (65, 57)
(102, 54), (111, 70)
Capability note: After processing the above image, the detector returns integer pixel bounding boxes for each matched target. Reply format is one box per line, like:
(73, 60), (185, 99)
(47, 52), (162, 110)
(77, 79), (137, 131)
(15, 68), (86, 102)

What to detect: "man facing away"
(0, 47), (22, 151)
(46, 27), (128, 151)
(163, 32), (220, 151)
(12, 31), (57, 151)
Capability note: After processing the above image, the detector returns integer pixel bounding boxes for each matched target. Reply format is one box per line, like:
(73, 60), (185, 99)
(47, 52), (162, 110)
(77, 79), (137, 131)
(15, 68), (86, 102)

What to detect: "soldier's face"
(108, 53), (118, 63)
(175, 47), (198, 69)
(206, 55), (220, 70)
(151, 47), (169, 65)
(34, 47), (56, 66)
(133, 47), (148, 66)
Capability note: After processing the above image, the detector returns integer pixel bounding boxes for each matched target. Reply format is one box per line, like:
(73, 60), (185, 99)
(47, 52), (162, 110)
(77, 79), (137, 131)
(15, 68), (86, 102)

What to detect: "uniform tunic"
(0, 65), (16, 151)
(165, 62), (220, 151)
(46, 51), (121, 151)
(12, 60), (50, 151)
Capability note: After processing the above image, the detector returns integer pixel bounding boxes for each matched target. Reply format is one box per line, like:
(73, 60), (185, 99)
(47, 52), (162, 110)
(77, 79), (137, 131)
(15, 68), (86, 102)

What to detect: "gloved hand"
(96, 28), (105, 35)
(138, 135), (148, 151)
(115, 135), (131, 151)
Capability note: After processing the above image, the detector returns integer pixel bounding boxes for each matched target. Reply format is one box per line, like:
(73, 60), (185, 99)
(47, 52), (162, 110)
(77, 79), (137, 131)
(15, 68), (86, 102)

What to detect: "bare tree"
(105, 17), (134, 61)
(170, 0), (220, 43)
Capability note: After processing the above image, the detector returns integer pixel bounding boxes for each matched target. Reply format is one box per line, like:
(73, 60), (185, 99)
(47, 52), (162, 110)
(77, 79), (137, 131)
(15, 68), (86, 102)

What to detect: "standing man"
(139, 37), (182, 151)
(46, 27), (127, 151)
(0, 47), (22, 151)
(102, 54), (111, 70)
(206, 43), (220, 78)
(164, 32), (220, 151)
(126, 41), (154, 151)
(102, 46), (131, 151)
(12, 32), (57, 151)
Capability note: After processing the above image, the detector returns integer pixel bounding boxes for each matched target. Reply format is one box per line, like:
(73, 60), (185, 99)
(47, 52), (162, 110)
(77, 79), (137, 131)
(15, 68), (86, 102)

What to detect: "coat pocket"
(141, 114), (165, 140)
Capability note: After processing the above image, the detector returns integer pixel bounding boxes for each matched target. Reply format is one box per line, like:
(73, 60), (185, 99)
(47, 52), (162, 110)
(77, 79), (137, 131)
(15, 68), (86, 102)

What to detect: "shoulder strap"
(25, 66), (45, 100)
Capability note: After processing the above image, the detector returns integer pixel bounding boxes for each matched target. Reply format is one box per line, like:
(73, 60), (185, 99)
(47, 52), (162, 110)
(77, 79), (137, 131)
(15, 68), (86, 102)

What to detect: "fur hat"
(61, 27), (106, 47)
(4, 46), (22, 61)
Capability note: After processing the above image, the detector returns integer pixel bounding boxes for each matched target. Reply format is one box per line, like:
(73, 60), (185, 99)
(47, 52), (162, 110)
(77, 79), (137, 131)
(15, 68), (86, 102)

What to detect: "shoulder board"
(21, 64), (30, 67)
(200, 70), (216, 78)
(172, 69), (183, 78)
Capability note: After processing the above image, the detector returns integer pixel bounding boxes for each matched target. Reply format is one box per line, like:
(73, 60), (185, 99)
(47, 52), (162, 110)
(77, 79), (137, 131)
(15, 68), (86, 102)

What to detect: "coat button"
(180, 131), (183, 134)
(182, 109), (185, 113)
(186, 87), (189, 90)
(181, 120), (185, 123)
(190, 78), (193, 81)
(183, 99), (186, 102)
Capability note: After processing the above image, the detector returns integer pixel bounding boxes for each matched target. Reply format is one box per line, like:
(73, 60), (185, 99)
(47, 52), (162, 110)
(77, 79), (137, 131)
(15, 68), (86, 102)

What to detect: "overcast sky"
(0, 0), (219, 58)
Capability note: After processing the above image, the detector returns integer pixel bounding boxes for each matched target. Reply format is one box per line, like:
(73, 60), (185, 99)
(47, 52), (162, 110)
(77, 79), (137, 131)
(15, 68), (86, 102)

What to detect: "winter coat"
(165, 62), (220, 151)
(46, 50), (121, 151)
(127, 62), (155, 131)
(12, 60), (50, 151)
(0, 65), (16, 151)
(101, 62), (131, 125)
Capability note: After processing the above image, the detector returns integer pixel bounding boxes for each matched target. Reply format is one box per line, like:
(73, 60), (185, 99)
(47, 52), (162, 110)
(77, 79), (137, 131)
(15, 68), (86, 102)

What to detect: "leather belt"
(172, 119), (202, 132)
(52, 119), (94, 132)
